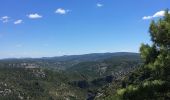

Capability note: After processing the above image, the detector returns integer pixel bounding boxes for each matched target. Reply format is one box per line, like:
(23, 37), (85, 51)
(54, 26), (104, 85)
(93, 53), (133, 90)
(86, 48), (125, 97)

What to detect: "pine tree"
(142, 9), (170, 80)
(117, 10), (170, 100)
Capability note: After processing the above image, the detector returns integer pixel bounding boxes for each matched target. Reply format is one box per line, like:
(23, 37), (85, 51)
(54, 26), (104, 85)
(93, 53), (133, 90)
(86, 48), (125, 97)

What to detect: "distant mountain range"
(1, 52), (139, 61)
(0, 52), (140, 70)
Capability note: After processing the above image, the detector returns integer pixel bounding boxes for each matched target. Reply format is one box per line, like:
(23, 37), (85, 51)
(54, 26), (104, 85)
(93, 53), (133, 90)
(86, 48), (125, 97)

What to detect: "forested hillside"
(0, 67), (86, 100)
(0, 52), (138, 70)
(0, 53), (140, 100)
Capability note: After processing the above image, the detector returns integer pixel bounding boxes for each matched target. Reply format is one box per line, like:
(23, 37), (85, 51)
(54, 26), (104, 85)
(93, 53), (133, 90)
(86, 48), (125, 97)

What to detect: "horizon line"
(0, 51), (139, 60)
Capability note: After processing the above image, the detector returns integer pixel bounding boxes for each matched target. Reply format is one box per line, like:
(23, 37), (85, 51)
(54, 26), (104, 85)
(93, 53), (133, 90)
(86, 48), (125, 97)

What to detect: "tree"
(143, 9), (170, 80)
(117, 10), (170, 100)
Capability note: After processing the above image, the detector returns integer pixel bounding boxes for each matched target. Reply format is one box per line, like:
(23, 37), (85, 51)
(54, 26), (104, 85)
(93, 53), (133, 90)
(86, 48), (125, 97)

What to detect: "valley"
(0, 52), (141, 100)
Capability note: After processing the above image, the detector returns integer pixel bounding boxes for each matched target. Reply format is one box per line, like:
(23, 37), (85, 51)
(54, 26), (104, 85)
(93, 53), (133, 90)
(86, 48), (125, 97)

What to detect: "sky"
(0, 0), (170, 58)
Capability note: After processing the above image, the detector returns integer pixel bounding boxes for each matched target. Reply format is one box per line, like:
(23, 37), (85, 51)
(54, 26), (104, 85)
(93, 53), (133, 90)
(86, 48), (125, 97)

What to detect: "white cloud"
(1, 16), (9, 19)
(55, 8), (70, 15)
(142, 10), (168, 20)
(14, 19), (23, 24)
(97, 3), (103, 7)
(0, 16), (10, 23)
(27, 13), (42, 19)
(153, 11), (165, 17)
(142, 16), (153, 20)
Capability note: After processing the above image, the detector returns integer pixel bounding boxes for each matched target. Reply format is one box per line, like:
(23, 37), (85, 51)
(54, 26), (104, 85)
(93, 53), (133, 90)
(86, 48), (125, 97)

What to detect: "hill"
(0, 52), (141, 99)
(0, 52), (139, 70)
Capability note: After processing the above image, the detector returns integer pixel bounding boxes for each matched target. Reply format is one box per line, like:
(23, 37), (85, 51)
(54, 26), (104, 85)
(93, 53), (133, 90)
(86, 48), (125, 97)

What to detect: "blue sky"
(0, 0), (170, 58)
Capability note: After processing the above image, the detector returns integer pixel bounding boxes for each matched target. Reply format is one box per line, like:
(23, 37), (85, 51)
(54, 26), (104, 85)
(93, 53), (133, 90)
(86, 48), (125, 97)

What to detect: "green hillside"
(0, 67), (87, 100)
(67, 54), (141, 80)
(0, 53), (141, 100)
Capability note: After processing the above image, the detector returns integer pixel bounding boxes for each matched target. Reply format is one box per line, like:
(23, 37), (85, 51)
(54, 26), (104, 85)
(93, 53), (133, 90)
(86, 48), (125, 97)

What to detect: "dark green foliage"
(0, 67), (86, 100)
(70, 80), (89, 89)
(67, 54), (141, 81)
